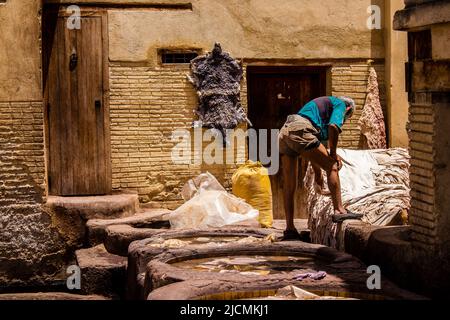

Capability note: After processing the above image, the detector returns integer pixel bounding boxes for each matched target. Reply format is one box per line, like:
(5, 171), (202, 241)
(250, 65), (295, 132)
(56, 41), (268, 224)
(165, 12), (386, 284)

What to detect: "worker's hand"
(331, 154), (343, 171)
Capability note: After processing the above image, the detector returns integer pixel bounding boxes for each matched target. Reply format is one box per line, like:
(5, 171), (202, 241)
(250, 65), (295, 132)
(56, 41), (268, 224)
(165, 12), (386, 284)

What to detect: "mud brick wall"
(109, 61), (385, 207)
(109, 63), (244, 209)
(407, 93), (439, 252)
(332, 63), (386, 149)
(0, 101), (45, 205)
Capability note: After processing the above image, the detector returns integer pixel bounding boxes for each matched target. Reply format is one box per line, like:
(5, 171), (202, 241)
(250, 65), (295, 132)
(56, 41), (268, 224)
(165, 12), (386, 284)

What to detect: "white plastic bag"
(169, 190), (259, 229)
(181, 172), (225, 201)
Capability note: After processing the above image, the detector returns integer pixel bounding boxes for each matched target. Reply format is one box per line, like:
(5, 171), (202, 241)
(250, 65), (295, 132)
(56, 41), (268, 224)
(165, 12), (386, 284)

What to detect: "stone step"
(104, 224), (168, 257)
(75, 244), (127, 299)
(86, 208), (171, 246)
(46, 192), (140, 221)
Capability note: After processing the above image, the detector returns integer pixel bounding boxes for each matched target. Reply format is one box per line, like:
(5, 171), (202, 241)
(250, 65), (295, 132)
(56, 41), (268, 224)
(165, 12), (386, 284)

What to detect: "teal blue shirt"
(298, 96), (347, 142)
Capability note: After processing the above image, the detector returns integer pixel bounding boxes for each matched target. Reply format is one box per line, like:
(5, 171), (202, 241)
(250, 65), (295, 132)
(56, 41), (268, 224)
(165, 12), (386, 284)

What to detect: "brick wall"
(407, 93), (438, 252)
(109, 61), (385, 208)
(109, 63), (245, 209)
(0, 101), (45, 204)
(332, 63), (386, 148)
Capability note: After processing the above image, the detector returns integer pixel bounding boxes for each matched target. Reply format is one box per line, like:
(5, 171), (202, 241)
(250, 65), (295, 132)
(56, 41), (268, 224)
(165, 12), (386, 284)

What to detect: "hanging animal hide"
(187, 43), (251, 140)
(359, 67), (387, 149)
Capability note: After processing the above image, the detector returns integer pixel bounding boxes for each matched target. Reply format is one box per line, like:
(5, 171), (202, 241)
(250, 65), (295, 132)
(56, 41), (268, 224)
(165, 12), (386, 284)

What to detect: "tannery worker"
(278, 96), (363, 241)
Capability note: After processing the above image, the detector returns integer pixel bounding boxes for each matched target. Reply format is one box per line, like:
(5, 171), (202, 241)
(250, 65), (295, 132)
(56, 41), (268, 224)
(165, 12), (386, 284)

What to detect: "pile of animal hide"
(307, 148), (410, 249)
(358, 67), (387, 149)
(187, 43), (251, 140)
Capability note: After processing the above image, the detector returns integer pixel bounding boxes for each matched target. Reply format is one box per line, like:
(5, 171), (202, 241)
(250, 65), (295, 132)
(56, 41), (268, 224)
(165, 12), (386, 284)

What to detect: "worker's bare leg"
(312, 162), (330, 195)
(313, 163), (322, 185)
(303, 144), (346, 215)
(281, 154), (298, 231)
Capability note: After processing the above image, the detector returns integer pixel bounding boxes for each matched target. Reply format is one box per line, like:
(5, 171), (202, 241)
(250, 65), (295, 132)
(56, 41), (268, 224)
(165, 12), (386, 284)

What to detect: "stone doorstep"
(75, 245), (127, 298)
(43, 192), (141, 250)
(86, 208), (171, 246)
(0, 293), (110, 301)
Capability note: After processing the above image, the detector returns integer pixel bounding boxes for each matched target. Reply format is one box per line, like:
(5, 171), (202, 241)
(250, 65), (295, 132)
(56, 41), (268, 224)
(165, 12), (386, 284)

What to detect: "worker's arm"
(328, 98), (347, 169)
(328, 124), (343, 170)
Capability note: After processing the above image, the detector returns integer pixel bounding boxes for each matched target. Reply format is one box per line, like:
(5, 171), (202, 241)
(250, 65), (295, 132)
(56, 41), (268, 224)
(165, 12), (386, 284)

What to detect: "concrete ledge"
(394, 0), (450, 30)
(342, 222), (414, 286)
(340, 221), (450, 298)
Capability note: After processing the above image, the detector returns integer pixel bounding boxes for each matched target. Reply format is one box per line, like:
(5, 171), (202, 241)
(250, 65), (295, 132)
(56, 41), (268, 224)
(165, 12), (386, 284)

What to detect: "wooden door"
(44, 9), (110, 196)
(247, 67), (327, 219)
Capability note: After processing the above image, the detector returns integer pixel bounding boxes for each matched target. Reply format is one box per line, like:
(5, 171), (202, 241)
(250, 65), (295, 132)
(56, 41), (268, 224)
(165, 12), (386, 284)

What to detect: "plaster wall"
(107, 0), (385, 63)
(385, 0), (409, 148)
(0, 0), (42, 101)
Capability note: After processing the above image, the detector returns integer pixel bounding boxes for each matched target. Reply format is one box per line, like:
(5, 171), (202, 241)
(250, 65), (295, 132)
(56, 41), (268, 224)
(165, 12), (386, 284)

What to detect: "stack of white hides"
(306, 148), (410, 249)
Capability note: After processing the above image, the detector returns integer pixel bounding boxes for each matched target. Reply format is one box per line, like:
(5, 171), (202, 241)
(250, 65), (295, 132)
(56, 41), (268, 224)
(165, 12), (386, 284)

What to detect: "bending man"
(278, 96), (363, 241)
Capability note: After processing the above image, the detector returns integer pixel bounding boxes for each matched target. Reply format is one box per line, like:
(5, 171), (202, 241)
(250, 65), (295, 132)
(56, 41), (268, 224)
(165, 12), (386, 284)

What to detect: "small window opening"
(159, 49), (200, 64)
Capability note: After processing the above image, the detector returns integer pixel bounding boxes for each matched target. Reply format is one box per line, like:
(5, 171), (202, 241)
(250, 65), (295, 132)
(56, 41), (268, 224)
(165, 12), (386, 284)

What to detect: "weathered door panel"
(46, 13), (110, 196)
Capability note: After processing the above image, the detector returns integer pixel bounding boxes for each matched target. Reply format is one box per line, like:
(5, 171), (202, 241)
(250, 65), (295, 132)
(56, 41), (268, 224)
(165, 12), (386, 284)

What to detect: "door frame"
(247, 65), (330, 122)
(246, 65), (330, 219)
(42, 5), (111, 196)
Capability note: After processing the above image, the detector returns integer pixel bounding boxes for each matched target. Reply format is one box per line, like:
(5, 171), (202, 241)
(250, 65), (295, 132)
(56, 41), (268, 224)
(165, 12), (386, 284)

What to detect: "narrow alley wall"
(0, 0), (69, 287)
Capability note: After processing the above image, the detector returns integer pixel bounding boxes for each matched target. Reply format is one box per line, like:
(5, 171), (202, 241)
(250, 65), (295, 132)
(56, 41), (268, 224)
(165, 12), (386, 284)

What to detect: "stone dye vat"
(144, 242), (423, 300)
(148, 279), (423, 300)
(126, 228), (281, 300)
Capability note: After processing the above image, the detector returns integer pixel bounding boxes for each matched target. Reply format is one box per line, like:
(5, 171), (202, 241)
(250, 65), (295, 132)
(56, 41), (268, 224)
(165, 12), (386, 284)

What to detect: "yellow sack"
(232, 161), (273, 228)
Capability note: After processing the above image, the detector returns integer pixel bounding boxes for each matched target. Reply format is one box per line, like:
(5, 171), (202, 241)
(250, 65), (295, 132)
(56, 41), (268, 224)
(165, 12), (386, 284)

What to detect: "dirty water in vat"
(148, 235), (276, 249)
(171, 255), (319, 276)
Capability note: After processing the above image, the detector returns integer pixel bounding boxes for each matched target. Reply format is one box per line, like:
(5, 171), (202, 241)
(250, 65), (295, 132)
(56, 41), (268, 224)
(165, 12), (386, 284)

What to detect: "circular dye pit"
(126, 228), (280, 300)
